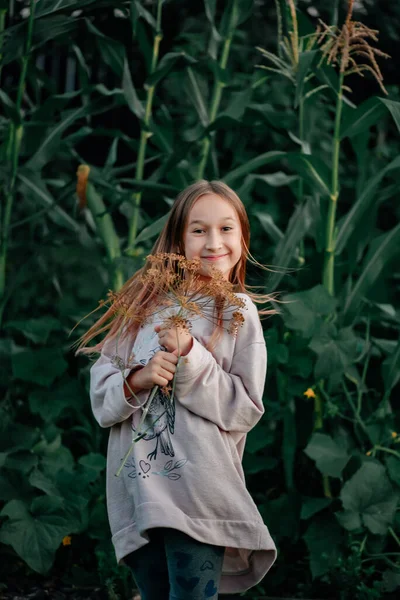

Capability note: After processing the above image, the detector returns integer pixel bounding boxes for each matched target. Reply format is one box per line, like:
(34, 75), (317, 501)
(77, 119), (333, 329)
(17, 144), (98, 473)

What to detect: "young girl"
(80, 180), (277, 599)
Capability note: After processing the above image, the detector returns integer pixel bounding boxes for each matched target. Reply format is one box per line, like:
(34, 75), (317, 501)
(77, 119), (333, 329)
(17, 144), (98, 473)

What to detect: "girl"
(79, 180), (277, 599)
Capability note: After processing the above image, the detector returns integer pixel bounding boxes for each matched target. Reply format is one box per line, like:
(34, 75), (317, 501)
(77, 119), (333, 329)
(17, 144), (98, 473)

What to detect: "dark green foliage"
(0, 1), (399, 598)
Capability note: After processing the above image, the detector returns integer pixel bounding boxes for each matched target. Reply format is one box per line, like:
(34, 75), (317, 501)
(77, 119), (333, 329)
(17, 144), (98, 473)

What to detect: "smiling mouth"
(202, 254), (228, 260)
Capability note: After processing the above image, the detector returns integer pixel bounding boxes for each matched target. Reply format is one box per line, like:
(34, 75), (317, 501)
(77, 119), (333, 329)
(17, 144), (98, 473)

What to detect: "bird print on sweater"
(132, 386), (176, 461)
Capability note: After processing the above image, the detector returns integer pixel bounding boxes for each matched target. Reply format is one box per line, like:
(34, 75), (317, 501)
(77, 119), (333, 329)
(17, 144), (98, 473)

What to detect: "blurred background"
(0, 1), (399, 598)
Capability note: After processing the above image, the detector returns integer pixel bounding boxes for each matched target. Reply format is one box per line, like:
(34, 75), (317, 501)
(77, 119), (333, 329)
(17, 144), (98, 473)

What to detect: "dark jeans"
(125, 527), (225, 600)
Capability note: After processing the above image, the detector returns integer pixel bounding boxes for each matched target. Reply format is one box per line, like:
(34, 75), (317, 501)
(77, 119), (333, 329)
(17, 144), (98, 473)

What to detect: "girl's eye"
(193, 229), (204, 234)
(222, 227), (232, 232)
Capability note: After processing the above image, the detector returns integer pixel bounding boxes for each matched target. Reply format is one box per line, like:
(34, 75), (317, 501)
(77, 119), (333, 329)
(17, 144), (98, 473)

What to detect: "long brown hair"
(77, 180), (279, 355)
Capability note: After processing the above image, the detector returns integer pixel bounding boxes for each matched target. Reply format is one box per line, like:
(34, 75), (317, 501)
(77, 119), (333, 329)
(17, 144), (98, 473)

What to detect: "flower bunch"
(107, 253), (247, 475)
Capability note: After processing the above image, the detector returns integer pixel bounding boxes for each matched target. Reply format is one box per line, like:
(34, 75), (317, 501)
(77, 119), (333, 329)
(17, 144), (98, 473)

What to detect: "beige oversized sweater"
(90, 293), (277, 594)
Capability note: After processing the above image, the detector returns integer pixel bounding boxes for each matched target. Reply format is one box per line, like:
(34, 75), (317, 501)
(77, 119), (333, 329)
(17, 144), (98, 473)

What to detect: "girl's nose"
(205, 231), (222, 249)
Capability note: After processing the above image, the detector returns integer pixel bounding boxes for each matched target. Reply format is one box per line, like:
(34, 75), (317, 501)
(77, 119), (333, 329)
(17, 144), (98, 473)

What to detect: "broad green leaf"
(122, 59), (145, 120)
(220, 88), (253, 121)
(268, 198), (314, 292)
(340, 97), (387, 139)
(337, 462), (399, 535)
(78, 453), (106, 473)
(304, 433), (349, 478)
(0, 497), (72, 574)
(131, 0), (157, 30)
(86, 182), (121, 261)
(309, 324), (359, 382)
(17, 171), (79, 232)
(146, 52), (197, 87)
(33, 15), (78, 49)
(131, 212), (170, 247)
(385, 456), (400, 489)
(86, 20), (125, 77)
(380, 98), (400, 133)
(186, 67), (209, 127)
(26, 102), (104, 171)
(220, 0), (253, 36)
(336, 155), (400, 254)
(303, 516), (343, 578)
(4, 316), (62, 344)
(282, 285), (337, 338)
(223, 151), (285, 185)
(295, 50), (318, 108)
(382, 340), (400, 394)
(252, 172), (298, 187)
(36, 0), (97, 18)
(12, 348), (68, 387)
(29, 379), (85, 422)
(301, 497), (332, 520)
(253, 212), (284, 245)
(0, 90), (20, 123)
(285, 153), (331, 197)
(343, 222), (400, 323)
(29, 468), (59, 497)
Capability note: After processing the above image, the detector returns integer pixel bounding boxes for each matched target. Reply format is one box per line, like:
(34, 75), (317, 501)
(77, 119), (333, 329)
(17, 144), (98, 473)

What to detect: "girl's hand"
(155, 324), (193, 356)
(125, 351), (178, 394)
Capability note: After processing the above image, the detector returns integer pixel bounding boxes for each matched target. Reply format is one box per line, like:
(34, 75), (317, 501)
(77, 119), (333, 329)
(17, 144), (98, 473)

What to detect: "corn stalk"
(0, 0), (36, 326)
(197, 0), (238, 179)
(128, 0), (163, 249)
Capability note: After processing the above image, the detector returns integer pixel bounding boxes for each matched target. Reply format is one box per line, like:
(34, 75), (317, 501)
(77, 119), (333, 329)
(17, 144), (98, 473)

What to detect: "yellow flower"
(366, 451), (372, 456)
(62, 535), (72, 546)
(391, 432), (398, 439)
(303, 388), (316, 399)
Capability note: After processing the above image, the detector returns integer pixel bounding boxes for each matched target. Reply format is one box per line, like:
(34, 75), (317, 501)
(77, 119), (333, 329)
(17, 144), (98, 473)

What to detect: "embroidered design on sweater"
(132, 386), (176, 461)
(153, 458), (188, 480)
(124, 456), (188, 480)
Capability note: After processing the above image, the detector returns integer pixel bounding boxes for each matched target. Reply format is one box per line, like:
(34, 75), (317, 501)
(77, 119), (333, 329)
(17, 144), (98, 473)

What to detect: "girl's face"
(183, 194), (242, 281)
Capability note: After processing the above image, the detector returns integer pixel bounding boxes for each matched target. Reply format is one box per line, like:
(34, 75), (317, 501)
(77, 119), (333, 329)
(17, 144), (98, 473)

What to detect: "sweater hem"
(112, 502), (277, 594)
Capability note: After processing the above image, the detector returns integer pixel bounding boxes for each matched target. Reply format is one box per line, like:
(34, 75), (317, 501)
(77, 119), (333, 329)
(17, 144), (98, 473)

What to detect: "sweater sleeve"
(174, 297), (267, 433)
(89, 335), (150, 429)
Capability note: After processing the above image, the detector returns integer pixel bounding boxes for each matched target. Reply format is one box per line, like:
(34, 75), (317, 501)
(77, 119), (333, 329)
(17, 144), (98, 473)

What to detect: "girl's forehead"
(188, 193), (239, 222)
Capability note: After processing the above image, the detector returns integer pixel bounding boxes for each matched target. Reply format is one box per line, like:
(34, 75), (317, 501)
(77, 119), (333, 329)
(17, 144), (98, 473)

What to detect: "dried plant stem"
(0, 0), (36, 326)
(323, 70), (344, 296)
(197, 0), (238, 179)
(128, 0), (163, 249)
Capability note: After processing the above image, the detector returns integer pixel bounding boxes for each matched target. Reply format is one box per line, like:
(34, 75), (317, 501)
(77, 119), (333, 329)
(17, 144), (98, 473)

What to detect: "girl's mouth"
(202, 254), (228, 261)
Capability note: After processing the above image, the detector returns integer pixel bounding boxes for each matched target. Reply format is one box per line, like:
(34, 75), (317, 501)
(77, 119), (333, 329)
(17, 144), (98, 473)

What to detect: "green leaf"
(282, 285), (337, 338)
(29, 379), (85, 422)
(12, 348), (68, 387)
(252, 172), (298, 187)
(295, 50), (318, 108)
(267, 198), (314, 293)
(186, 67), (209, 127)
(86, 20), (125, 77)
(122, 59), (145, 120)
(0, 497), (72, 574)
(29, 468), (59, 497)
(17, 170), (79, 232)
(382, 340), (400, 395)
(223, 151), (286, 185)
(131, 0), (157, 30)
(282, 401), (296, 490)
(35, 0), (97, 18)
(304, 433), (350, 478)
(285, 153), (331, 197)
(132, 212), (170, 246)
(303, 515), (343, 578)
(220, 88), (253, 121)
(385, 456), (400, 489)
(146, 52), (197, 87)
(4, 317), (62, 344)
(336, 155), (400, 254)
(340, 97), (387, 139)
(301, 497), (332, 520)
(78, 453), (106, 474)
(0, 90), (20, 123)
(253, 212), (284, 245)
(379, 98), (400, 133)
(343, 222), (400, 323)
(309, 324), (359, 382)
(338, 462), (399, 535)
